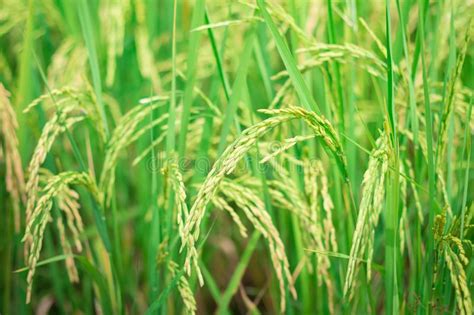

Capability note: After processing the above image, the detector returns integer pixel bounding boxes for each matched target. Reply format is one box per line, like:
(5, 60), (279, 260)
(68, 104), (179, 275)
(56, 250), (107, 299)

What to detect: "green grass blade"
(165, 0), (178, 156)
(177, 0), (206, 157)
(205, 10), (232, 101)
(257, 0), (318, 113)
(417, 0), (437, 308)
(144, 268), (185, 315)
(216, 28), (256, 155)
(216, 231), (260, 314)
(77, 0), (109, 137)
(459, 97), (472, 238)
(384, 1), (400, 313)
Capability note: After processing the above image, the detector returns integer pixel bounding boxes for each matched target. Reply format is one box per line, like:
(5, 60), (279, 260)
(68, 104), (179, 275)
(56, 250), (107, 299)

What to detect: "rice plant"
(0, 0), (472, 314)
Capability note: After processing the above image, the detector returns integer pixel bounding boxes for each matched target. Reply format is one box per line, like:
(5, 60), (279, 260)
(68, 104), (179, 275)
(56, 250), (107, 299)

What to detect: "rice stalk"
(258, 107), (348, 180)
(399, 162), (408, 254)
(262, 0), (311, 44)
(267, 159), (333, 259)
(34, 169), (86, 259)
(223, 158), (338, 311)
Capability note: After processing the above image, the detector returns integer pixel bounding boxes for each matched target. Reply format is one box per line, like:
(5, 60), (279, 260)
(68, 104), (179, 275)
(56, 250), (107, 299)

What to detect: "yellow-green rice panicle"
(436, 209), (473, 315)
(22, 171), (100, 303)
(181, 106), (345, 311)
(182, 106), (346, 281)
(24, 87), (107, 141)
(344, 132), (389, 298)
(0, 83), (25, 231)
(24, 106), (85, 231)
(162, 162), (190, 245)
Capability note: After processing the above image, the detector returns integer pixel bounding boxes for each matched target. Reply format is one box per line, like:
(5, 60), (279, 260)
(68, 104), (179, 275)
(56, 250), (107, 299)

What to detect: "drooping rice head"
(24, 105), (85, 230)
(434, 208), (473, 315)
(0, 83), (25, 231)
(217, 179), (295, 312)
(181, 106), (346, 311)
(344, 132), (389, 298)
(22, 171), (100, 303)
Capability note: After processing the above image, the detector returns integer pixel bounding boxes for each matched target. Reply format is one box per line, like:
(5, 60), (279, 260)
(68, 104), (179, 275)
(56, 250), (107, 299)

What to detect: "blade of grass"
(178, 0), (206, 157)
(395, 0), (422, 307)
(145, 268), (186, 315)
(409, 0), (429, 81)
(417, 0), (437, 309)
(384, 0), (400, 313)
(216, 27), (256, 155)
(205, 9), (232, 101)
(164, 0), (179, 238)
(395, 0), (418, 152)
(459, 97), (472, 238)
(445, 4), (457, 202)
(326, 0), (345, 132)
(14, 254), (77, 273)
(256, 0), (318, 113)
(254, 36), (274, 102)
(77, 0), (110, 137)
(200, 262), (223, 303)
(161, 3), (179, 313)
(76, 256), (113, 315)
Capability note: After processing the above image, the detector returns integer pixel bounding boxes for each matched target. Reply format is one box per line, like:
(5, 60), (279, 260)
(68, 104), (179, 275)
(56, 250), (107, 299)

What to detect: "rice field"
(0, 0), (473, 314)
